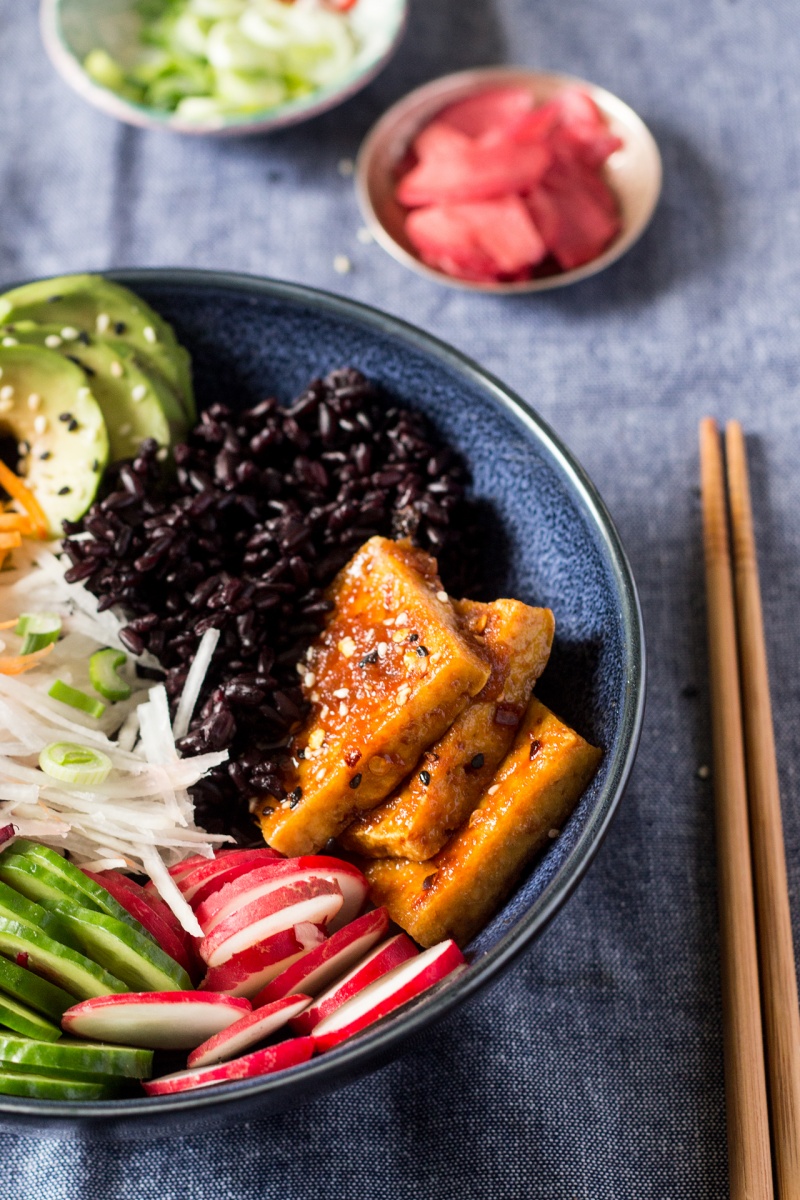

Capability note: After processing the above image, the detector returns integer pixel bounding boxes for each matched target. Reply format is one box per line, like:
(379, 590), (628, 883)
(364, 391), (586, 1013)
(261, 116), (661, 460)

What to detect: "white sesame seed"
(143, 326), (157, 344)
(96, 313), (111, 333)
(320, 705), (330, 720)
(44, 335), (63, 348)
(332, 688), (349, 699)
(119, 423), (132, 436)
(295, 662), (305, 676)
(333, 254), (352, 275)
(131, 383), (147, 402)
(396, 685), (410, 706)
(338, 702), (349, 717)
(377, 642), (388, 659)
(337, 636), (356, 658)
(395, 611), (409, 627)
(337, 157), (354, 176)
(16, 442), (28, 457)
(33, 415), (47, 435)
(110, 360), (124, 378)
(308, 728), (325, 751)
(384, 616), (394, 626)
(357, 226), (374, 244)
(303, 672), (316, 689)
(156, 446), (168, 462)
(548, 828), (560, 839)
(436, 591), (448, 602)
(306, 647), (314, 661)
(0, 385), (14, 402)
(2, 337), (17, 347)
(27, 393), (41, 412)
(315, 766), (326, 781)
(487, 784), (500, 796)
(60, 326), (79, 341)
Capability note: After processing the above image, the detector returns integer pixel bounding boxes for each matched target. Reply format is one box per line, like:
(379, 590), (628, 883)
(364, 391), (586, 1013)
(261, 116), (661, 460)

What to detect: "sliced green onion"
(39, 742), (113, 787)
(48, 680), (106, 720)
(15, 613), (61, 655)
(89, 649), (131, 703)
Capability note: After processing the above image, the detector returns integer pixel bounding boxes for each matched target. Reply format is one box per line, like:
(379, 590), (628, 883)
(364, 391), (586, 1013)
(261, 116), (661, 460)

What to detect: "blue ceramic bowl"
(0, 269), (644, 1136)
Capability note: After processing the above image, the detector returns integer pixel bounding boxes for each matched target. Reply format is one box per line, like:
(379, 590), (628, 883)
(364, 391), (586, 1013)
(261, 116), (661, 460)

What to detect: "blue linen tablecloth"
(2, 0), (799, 1195)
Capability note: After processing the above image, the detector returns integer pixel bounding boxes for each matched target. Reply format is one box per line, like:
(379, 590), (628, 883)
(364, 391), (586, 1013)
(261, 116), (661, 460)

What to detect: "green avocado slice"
(0, 917), (128, 1000)
(0, 274), (195, 423)
(0, 1065), (123, 1100)
(0, 345), (109, 535)
(1, 323), (188, 461)
(47, 900), (191, 993)
(0, 992), (61, 1042)
(0, 955), (75, 1022)
(0, 1032), (152, 1079)
(5, 841), (140, 931)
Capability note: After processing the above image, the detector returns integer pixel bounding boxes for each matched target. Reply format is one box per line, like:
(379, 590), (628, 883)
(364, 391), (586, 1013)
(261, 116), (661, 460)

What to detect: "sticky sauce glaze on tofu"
(257, 537), (490, 857)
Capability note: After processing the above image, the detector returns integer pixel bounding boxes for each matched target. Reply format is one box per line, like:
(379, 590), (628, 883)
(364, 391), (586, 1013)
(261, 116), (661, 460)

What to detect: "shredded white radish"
(172, 627), (220, 741)
(0, 544), (233, 907)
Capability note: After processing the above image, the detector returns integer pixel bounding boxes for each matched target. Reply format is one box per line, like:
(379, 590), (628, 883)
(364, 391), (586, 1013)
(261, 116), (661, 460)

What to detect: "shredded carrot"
(0, 513), (32, 534)
(0, 643), (54, 675)
(0, 532), (22, 552)
(0, 620), (17, 630)
(0, 462), (49, 539)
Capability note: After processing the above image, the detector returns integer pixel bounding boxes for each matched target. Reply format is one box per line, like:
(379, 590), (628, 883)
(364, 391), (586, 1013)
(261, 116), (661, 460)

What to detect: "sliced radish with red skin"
(177, 849), (283, 907)
(62, 991), (251, 1050)
(198, 924), (326, 998)
(254, 907), (389, 1008)
(82, 871), (196, 980)
(201, 881), (344, 968)
(187, 994), (312, 1068)
(291, 934), (418, 1036)
(143, 1036), (314, 1096)
(312, 940), (465, 1052)
(195, 857), (367, 935)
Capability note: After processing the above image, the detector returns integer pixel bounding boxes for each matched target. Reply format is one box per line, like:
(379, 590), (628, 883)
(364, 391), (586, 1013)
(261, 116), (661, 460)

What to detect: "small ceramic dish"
(39, 0), (407, 136)
(0, 269), (644, 1136)
(356, 66), (663, 293)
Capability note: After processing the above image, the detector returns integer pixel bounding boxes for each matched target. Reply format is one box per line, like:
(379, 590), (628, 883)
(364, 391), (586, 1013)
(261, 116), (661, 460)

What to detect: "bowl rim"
(355, 64), (663, 293)
(38, 0), (408, 136)
(0, 268), (645, 1124)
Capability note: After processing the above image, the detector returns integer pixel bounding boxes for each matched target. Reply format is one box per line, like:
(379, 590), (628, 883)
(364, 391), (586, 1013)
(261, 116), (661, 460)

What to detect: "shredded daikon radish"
(140, 845), (204, 938)
(172, 627), (220, 740)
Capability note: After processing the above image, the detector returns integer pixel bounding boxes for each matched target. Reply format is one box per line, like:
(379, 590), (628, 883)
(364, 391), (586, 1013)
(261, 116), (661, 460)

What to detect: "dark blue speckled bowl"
(0, 269), (644, 1136)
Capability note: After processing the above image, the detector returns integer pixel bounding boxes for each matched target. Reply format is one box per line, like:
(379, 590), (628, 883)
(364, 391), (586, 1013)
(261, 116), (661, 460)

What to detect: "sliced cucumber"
(0, 954), (75, 1022)
(48, 901), (191, 993)
(0, 992), (61, 1042)
(0, 1032), (152, 1078)
(0, 1066), (122, 1101)
(0, 917), (128, 1000)
(4, 841), (140, 930)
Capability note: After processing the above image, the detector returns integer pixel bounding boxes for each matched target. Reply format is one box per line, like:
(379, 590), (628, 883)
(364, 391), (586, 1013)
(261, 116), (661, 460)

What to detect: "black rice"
(62, 367), (482, 842)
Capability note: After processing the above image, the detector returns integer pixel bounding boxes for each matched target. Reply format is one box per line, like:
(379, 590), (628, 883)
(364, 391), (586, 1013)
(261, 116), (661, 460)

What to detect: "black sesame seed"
(288, 787), (302, 808)
(67, 418), (79, 432)
(358, 649), (379, 667)
(408, 632), (419, 642)
(349, 773), (362, 790)
(296, 747), (305, 759)
(469, 753), (484, 770)
(47, 294), (62, 303)
(58, 412), (72, 423)
(91, 459), (99, 472)
(40, 451), (51, 461)
(58, 486), (71, 495)
(419, 770), (431, 786)
(422, 872), (437, 891)
(114, 321), (127, 335)
(529, 739), (542, 759)
(77, 331), (90, 346)
(416, 645), (429, 656)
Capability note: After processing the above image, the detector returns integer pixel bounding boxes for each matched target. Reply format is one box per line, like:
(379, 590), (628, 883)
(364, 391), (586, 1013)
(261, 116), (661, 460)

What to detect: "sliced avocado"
(47, 899), (191, 993)
(0, 1032), (152, 1079)
(1, 323), (188, 461)
(0, 992), (61, 1042)
(0, 345), (108, 536)
(0, 274), (195, 422)
(0, 917), (128, 1000)
(0, 1066), (123, 1100)
(0, 954), (75, 1022)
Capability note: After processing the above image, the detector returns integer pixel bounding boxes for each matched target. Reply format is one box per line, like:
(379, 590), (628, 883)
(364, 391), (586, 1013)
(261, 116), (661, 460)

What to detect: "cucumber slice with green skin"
(0, 877), (81, 954)
(2, 323), (189, 460)
(0, 917), (128, 1000)
(0, 1066), (122, 1101)
(0, 275), (195, 423)
(0, 955), (75, 1022)
(0, 1033), (152, 1079)
(4, 841), (141, 930)
(0, 991), (61, 1041)
(47, 900), (192, 993)
(0, 345), (109, 536)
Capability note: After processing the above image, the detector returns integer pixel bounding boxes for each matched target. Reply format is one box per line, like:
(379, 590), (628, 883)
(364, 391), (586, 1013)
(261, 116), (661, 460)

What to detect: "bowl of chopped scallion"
(39, 0), (407, 136)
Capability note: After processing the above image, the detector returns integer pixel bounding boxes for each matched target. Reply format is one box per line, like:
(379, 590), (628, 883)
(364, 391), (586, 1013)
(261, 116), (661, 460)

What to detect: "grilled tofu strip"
(340, 599), (555, 860)
(362, 698), (602, 947)
(258, 537), (490, 857)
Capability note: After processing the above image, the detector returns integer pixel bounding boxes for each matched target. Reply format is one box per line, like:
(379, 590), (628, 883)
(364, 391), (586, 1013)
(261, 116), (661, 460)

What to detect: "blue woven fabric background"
(2, 0), (799, 1195)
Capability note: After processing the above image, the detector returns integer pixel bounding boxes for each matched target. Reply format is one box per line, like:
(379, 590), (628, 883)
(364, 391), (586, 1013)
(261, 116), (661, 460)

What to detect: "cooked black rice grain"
(62, 367), (482, 842)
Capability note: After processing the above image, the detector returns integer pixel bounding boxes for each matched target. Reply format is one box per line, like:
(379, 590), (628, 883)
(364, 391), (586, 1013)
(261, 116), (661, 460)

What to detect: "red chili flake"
(529, 738), (542, 759)
(15, 952), (28, 968)
(344, 748), (361, 768)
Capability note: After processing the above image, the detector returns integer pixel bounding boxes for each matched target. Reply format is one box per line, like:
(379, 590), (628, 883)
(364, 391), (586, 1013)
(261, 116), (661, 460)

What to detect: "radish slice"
(312, 940), (466, 1051)
(177, 849), (283, 906)
(254, 907), (389, 1007)
(62, 991), (251, 1050)
(199, 924), (326, 998)
(291, 934), (418, 1036)
(187, 994), (312, 1068)
(143, 1036), (314, 1096)
(195, 857), (367, 935)
(82, 870), (196, 979)
(200, 880), (343, 968)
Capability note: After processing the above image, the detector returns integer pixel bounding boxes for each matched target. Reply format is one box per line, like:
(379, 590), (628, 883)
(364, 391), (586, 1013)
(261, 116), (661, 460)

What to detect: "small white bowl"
(40, 0), (408, 136)
(356, 66), (663, 293)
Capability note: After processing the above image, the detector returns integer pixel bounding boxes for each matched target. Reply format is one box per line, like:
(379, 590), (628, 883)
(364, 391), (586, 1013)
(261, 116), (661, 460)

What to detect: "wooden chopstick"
(726, 420), (800, 1200)
(699, 417), (773, 1200)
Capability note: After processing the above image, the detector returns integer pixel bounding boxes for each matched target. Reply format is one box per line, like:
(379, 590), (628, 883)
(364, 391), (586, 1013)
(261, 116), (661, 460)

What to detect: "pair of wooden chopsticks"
(700, 419), (800, 1200)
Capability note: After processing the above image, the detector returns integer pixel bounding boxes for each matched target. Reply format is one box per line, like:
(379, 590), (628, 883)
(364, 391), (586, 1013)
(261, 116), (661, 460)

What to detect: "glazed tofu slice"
(362, 697), (602, 947)
(340, 598), (555, 860)
(258, 537), (490, 857)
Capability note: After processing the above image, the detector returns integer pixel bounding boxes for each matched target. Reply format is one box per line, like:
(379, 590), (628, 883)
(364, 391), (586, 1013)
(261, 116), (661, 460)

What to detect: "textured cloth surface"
(1, 0), (799, 1196)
